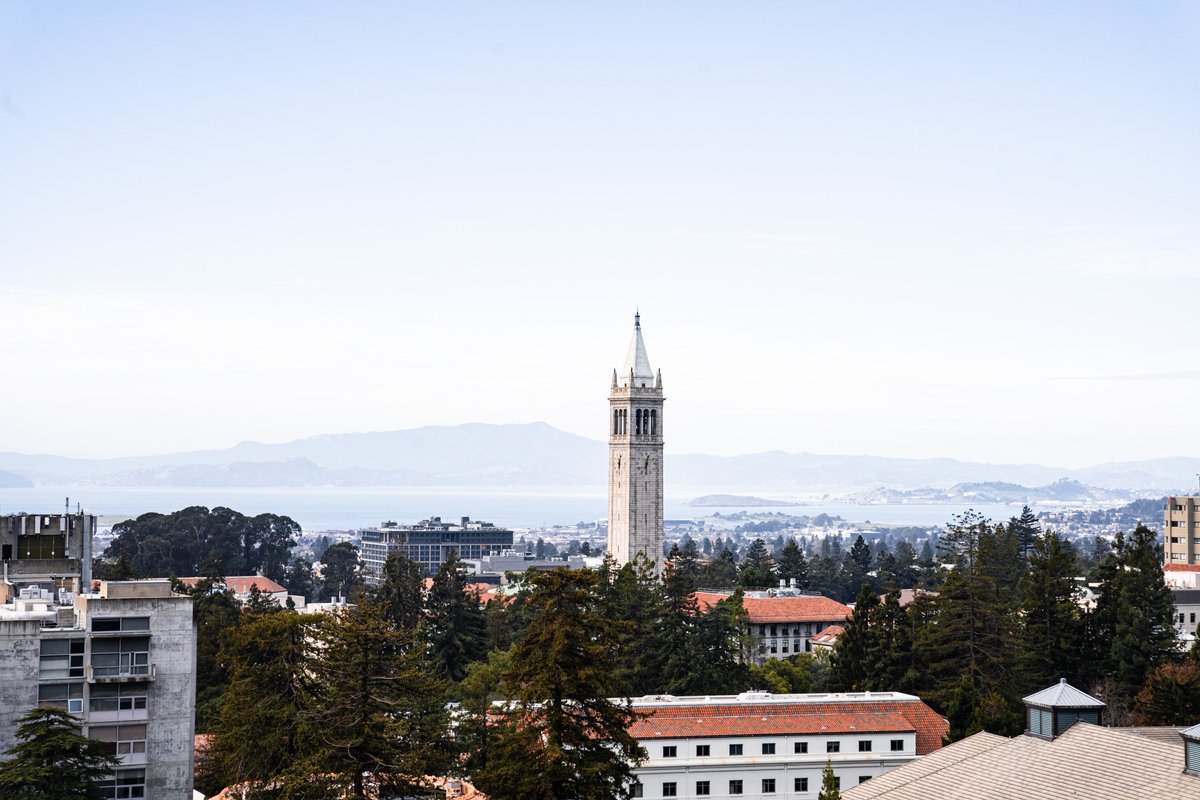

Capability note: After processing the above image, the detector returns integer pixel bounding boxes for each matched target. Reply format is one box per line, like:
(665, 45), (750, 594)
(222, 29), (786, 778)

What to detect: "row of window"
(660, 739), (905, 758)
(635, 776), (869, 797)
(95, 768), (145, 799)
(757, 625), (822, 637)
(39, 636), (151, 679)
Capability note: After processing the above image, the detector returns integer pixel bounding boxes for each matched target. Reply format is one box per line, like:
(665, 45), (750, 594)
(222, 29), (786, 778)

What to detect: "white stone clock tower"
(607, 312), (665, 572)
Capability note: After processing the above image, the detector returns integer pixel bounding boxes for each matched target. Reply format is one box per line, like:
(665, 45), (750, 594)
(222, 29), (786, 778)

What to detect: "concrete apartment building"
(608, 312), (665, 572)
(694, 590), (853, 663)
(0, 510), (196, 799)
(628, 691), (948, 800)
(1164, 496), (1200, 564)
(359, 516), (514, 579)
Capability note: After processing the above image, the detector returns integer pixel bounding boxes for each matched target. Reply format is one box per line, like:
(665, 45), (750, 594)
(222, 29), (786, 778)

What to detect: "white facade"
(628, 692), (946, 800)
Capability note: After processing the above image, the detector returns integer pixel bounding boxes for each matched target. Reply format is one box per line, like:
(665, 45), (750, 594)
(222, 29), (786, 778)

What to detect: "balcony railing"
(85, 664), (155, 683)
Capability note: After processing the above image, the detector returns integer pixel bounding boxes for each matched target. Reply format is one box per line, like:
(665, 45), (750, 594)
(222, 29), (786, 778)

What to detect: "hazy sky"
(2, 2), (1199, 466)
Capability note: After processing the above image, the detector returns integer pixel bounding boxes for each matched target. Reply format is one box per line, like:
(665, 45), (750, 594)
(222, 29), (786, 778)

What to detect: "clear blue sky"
(2, 2), (1199, 466)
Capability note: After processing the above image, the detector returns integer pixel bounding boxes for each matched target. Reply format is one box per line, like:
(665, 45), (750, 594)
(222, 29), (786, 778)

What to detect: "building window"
(696, 781), (710, 796)
(729, 743), (743, 756)
(91, 637), (150, 677)
(834, 778), (841, 789)
(89, 724), (147, 758)
(795, 777), (809, 792)
(631, 783), (643, 798)
(40, 639), (84, 679)
(762, 779), (776, 794)
(729, 780), (743, 795)
(696, 744), (710, 757)
(662, 745), (677, 758)
(663, 782), (677, 797)
(38, 683), (83, 713)
(89, 684), (148, 714)
(794, 741), (808, 754)
(859, 740), (872, 752)
(762, 742), (776, 755)
(94, 768), (145, 799)
(890, 739), (904, 752)
(827, 741), (840, 753)
(92, 617), (149, 633)
(859, 776), (872, 784)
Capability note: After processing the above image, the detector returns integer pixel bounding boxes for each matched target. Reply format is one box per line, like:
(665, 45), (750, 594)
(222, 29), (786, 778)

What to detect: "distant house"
(693, 591), (851, 662)
(810, 624), (844, 653)
(843, 679), (1200, 800)
(180, 575), (289, 607)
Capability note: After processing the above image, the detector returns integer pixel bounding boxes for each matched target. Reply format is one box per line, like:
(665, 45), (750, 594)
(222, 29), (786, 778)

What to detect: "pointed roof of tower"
(621, 312), (655, 388)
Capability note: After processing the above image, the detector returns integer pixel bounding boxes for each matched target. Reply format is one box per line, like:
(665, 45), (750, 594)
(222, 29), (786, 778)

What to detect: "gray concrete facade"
(0, 553), (195, 799)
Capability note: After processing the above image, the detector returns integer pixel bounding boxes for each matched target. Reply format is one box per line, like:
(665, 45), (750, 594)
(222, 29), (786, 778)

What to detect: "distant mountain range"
(0, 422), (1195, 494)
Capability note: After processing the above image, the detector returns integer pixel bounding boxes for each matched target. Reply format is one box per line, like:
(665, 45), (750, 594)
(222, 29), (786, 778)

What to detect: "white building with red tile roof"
(180, 575), (289, 607)
(693, 592), (852, 663)
(628, 691), (947, 800)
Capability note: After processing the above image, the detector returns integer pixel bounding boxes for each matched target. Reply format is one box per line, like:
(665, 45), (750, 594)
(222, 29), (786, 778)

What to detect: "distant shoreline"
(688, 494), (801, 508)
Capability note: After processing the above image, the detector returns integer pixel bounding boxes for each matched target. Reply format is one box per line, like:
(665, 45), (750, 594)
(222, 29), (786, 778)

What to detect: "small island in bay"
(687, 494), (802, 508)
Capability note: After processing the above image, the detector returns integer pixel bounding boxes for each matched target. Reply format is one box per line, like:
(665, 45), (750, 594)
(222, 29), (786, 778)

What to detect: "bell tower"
(607, 312), (665, 572)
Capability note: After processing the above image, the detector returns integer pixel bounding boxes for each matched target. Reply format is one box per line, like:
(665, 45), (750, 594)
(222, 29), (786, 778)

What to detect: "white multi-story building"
(693, 591), (852, 662)
(628, 691), (947, 800)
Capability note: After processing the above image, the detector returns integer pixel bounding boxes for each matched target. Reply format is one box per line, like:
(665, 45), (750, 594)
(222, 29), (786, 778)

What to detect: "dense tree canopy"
(100, 506), (299, 582)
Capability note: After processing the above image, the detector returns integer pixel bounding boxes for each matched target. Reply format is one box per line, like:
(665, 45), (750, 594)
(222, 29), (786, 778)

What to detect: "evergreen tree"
(283, 557), (315, 600)
(319, 541), (361, 601)
(0, 708), (119, 800)
(700, 547), (739, 588)
(919, 513), (1023, 734)
(830, 583), (879, 691)
(846, 535), (873, 590)
(368, 552), (424, 629)
(1008, 505), (1041, 562)
(1100, 524), (1177, 698)
(817, 760), (841, 800)
(186, 577), (241, 732)
(475, 568), (646, 800)
(738, 538), (777, 587)
(201, 610), (314, 799)
(427, 549), (488, 682)
(777, 538), (808, 588)
(298, 602), (450, 799)
(1019, 530), (1083, 689)
(865, 587), (915, 692)
(594, 554), (662, 695)
(892, 540), (919, 587)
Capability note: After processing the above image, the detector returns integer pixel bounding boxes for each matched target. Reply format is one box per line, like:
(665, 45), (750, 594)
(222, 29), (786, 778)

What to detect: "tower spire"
(621, 311), (654, 389)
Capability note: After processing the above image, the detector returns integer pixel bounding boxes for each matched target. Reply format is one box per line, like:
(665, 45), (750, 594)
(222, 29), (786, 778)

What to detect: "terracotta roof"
(813, 624), (844, 644)
(1164, 563), (1200, 572)
(843, 723), (1198, 800)
(180, 576), (287, 594)
(629, 698), (948, 755)
(693, 592), (852, 624)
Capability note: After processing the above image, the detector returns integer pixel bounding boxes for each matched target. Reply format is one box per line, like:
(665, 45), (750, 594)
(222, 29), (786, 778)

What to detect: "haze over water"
(0, 485), (1029, 532)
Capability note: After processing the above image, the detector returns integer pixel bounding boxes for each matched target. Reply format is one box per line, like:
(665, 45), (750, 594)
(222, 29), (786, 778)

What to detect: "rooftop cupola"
(1182, 724), (1200, 775)
(620, 312), (656, 389)
(1022, 678), (1105, 739)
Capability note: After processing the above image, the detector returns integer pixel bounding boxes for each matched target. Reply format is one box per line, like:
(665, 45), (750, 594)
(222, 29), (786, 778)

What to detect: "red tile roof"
(693, 592), (852, 624)
(630, 699), (948, 755)
(181, 576), (287, 594)
(812, 624), (844, 645)
(1164, 564), (1200, 572)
